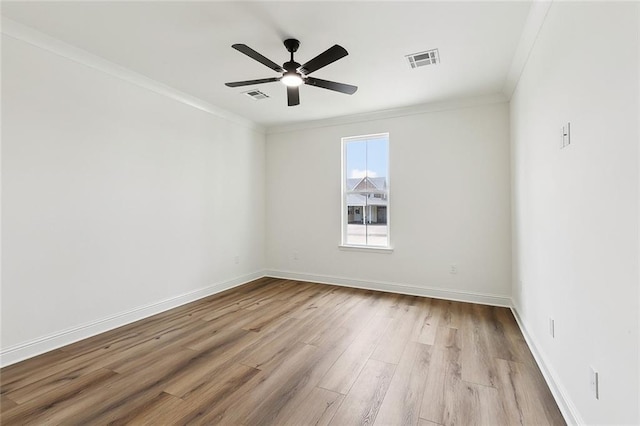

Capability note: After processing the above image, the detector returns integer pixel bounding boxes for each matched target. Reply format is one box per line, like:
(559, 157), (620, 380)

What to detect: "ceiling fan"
(225, 39), (358, 106)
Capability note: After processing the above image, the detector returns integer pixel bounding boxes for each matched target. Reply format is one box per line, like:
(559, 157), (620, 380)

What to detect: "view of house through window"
(342, 133), (389, 247)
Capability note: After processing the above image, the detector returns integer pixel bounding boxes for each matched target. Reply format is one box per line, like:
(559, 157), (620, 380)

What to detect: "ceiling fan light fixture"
(225, 39), (357, 106)
(281, 72), (303, 87)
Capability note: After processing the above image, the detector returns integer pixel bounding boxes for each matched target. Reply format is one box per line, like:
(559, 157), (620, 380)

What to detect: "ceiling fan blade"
(287, 86), (300, 106)
(232, 44), (285, 73)
(305, 77), (357, 95)
(299, 45), (348, 75)
(225, 77), (280, 87)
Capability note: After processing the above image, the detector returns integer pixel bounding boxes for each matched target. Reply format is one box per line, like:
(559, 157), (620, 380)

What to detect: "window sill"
(338, 244), (394, 254)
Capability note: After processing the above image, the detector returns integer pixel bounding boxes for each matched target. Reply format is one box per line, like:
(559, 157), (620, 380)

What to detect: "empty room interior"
(1, 1), (639, 425)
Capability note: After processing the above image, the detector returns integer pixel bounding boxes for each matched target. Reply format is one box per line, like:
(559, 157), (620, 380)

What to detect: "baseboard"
(510, 302), (583, 425)
(264, 269), (511, 307)
(0, 270), (265, 368)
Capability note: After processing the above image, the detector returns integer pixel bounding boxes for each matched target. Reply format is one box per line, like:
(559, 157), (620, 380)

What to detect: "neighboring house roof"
(346, 176), (387, 191)
(345, 177), (388, 207)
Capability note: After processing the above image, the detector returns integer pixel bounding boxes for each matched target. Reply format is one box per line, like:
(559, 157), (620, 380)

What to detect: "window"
(342, 133), (389, 248)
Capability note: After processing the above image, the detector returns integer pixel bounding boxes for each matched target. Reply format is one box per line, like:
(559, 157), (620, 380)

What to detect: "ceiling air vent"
(243, 89), (269, 100)
(406, 49), (440, 69)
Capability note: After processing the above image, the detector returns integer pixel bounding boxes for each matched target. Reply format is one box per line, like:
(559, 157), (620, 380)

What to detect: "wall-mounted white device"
(561, 122), (571, 149)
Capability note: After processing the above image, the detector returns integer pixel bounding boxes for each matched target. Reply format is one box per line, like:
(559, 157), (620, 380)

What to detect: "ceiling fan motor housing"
(284, 61), (301, 73)
(283, 38), (300, 53)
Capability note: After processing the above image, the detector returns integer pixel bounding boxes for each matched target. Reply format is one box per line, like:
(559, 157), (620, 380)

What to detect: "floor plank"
(0, 278), (566, 425)
(281, 387), (344, 426)
(495, 358), (565, 425)
(418, 419), (442, 426)
(451, 381), (509, 425)
(374, 341), (432, 425)
(460, 303), (498, 387)
(0, 395), (18, 412)
(419, 328), (462, 425)
(257, 327), (357, 425)
(172, 365), (265, 424)
(203, 342), (319, 424)
(411, 297), (441, 345)
(168, 363), (262, 425)
(329, 359), (396, 425)
(371, 305), (422, 364)
(318, 313), (392, 394)
(0, 368), (118, 425)
(113, 391), (184, 425)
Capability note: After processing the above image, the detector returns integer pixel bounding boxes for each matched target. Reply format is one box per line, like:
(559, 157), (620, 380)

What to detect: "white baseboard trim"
(0, 270), (265, 368)
(510, 303), (583, 426)
(264, 269), (511, 307)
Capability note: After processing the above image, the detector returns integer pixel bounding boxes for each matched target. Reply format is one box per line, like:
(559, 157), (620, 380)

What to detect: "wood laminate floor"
(0, 277), (565, 425)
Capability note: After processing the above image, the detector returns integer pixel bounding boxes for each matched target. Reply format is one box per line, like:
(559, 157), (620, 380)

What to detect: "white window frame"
(340, 133), (392, 252)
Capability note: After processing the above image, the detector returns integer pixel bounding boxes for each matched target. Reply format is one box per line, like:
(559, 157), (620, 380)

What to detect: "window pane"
(345, 140), (367, 184)
(343, 134), (389, 247)
(365, 137), (388, 192)
(365, 195), (388, 246)
(345, 221), (367, 245)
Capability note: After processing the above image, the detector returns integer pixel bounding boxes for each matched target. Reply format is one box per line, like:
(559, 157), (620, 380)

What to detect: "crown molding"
(1, 17), (265, 134)
(502, 0), (553, 99)
(266, 93), (508, 135)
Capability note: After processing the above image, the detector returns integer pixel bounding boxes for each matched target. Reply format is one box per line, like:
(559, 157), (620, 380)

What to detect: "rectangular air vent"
(406, 49), (440, 69)
(243, 89), (269, 100)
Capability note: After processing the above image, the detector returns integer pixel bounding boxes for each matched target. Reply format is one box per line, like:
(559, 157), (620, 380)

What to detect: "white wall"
(265, 101), (511, 304)
(1, 35), (266, 363)
(4, 8), (637, 423)
(511, 2), (639, 424)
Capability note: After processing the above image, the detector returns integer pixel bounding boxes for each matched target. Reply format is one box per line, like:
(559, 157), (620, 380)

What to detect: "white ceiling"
(1, 1), (532, 127)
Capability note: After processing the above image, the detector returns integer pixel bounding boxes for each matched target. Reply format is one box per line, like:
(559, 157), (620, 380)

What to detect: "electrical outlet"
(450, 264), (458, 274)
(549, 318), (555, 338)
(234, 255), (240, 265)
(589, 366), (599, 400)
